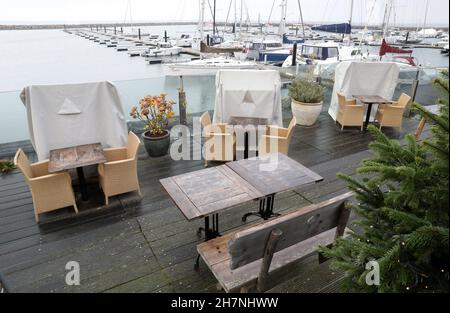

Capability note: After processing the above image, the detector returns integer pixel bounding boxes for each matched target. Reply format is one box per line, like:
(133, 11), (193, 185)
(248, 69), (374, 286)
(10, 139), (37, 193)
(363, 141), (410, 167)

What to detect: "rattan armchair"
(336, 93), (365, 131)
(14, 149), (78, 222)
(200, 112), (235, 166)
(376, 93), (411, 130)
(258, 117), (297, 156)
(98, 132), (142, 205)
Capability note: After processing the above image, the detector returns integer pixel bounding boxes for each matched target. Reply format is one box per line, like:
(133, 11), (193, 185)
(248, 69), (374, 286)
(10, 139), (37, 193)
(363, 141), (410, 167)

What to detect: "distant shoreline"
(1, 22), (448, 31)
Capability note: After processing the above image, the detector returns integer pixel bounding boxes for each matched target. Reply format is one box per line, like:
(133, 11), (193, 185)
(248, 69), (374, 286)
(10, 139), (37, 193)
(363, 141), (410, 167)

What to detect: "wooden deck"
(0, 107), (424, 293)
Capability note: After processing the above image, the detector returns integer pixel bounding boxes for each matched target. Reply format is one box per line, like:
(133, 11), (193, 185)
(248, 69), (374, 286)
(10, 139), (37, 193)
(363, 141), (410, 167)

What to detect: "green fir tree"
(320, 71), (449, 293)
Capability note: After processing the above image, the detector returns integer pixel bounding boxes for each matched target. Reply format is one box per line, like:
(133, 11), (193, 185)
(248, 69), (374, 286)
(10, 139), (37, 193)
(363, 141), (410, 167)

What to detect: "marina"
(0, 0), (448, 297)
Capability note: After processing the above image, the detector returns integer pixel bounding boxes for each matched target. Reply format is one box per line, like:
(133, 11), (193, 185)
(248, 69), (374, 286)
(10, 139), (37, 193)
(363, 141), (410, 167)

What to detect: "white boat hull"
(164, 58), (259, 76)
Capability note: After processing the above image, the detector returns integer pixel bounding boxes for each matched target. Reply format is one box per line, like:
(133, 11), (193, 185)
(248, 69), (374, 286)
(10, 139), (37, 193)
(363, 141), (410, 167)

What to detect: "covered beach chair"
(200, 111), (235, 167)
(375, 93), (411, 130)
(336, 93), (364, 131)
(258, 117), (297, 156)
(14, 149), (78, 222)
(98, 132), (142, 205)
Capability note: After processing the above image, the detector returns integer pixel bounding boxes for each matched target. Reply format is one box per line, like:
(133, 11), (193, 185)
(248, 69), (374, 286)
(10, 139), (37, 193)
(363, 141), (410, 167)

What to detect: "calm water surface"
(0, 27), (448, 144)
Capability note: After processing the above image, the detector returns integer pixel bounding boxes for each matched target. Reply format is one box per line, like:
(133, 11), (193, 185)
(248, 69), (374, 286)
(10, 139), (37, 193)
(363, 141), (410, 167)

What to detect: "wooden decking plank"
(0, 108), (422, 293)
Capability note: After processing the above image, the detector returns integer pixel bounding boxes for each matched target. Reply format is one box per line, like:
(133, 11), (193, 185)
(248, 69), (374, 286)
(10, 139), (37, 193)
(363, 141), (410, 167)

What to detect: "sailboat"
(282, 0), (367, 69)
(164, 57), (259, 76)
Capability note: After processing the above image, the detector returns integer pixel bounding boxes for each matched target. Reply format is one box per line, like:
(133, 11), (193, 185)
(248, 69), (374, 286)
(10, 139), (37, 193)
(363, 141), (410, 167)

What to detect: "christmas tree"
(320, 71), (449, 292)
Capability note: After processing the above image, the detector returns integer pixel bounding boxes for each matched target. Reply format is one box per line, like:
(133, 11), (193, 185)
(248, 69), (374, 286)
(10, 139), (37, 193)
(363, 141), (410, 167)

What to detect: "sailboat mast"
(297, 0), (305, 37)
(234, 0), (237, 37)
(213, 0), (217, 35)
(199, 0), (205, 41)
(239, 0), (243, 38)
(279, 0), (287, 36)
(349, 0), (354, 25)
(382, 0), (393, 38)
(423, 0), (430, 31)
(348, 0), (354, 42)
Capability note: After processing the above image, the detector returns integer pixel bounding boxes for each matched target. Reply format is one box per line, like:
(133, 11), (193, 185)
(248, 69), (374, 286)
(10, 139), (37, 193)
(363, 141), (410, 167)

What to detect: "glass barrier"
(0, 67), (444, 144)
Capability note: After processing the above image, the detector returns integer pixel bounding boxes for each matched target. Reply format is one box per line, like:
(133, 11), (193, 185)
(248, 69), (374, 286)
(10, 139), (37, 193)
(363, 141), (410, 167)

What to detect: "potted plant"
(130, 93), (175, 157)
(288, 78), (325, 126)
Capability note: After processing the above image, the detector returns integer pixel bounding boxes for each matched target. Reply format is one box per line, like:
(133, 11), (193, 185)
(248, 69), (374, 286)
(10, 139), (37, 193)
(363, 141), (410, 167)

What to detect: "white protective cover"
(213, 70), (283, 126)
(20, 81), (128, 161)
(328, 62), (400, 121)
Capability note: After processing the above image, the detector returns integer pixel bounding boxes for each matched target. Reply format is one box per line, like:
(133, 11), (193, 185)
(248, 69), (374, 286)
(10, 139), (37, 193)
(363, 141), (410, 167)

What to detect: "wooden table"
(48, 143), (106, 201)
(353, 95), (391, 130)
(160, 153), (323, 269)
(229, 116), (269, 159)
(229, 116), (269, 127)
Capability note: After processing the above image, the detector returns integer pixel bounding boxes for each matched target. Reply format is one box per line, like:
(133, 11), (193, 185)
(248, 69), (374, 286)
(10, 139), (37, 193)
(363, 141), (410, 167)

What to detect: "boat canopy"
(311, 23), (351, 34)
(282, 34), (305, 44)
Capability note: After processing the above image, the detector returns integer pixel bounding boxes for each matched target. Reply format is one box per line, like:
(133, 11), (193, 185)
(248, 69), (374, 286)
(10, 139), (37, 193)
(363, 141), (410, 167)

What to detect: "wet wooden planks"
(0, 109), (421, 293)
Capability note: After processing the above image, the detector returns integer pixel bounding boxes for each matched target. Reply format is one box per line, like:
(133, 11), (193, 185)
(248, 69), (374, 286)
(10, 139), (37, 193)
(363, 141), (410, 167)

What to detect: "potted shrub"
(289, 78), (325, 126)
(130, 93), (176, 157)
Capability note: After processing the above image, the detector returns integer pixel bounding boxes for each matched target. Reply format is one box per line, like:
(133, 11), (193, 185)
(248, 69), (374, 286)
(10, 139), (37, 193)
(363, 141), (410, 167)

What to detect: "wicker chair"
(98, 132), (142, 205)
(259, 117), (297, 156)
(14, 149), (78, 222)
(200, 112), (235, 167)
(376, 93), (411, 130)
(336, 93), (365, 131)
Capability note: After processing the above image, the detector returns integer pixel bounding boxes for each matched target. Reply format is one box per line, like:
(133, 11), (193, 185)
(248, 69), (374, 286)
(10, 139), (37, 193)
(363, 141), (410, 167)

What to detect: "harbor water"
(0, 27), (448, 144)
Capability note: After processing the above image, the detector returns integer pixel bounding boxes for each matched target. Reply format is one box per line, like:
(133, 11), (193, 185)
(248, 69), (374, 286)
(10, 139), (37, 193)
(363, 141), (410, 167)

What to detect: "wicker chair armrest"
(28, 172), (71, 184)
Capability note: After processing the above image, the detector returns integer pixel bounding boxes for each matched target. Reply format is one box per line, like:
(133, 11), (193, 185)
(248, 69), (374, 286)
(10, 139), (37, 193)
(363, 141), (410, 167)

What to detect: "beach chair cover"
(329, 62), (400, 121)
(213, 70), (283, 126)
(20, 81), (128, 161)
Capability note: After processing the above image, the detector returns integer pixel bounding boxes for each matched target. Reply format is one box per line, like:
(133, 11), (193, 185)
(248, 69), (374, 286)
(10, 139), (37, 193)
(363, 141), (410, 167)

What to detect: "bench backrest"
(228, 192), (353, 270)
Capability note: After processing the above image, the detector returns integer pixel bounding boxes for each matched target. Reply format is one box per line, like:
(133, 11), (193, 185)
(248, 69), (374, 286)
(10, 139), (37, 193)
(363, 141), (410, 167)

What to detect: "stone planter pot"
(291, 98), (323, 126)
(142, 130), (170, 157)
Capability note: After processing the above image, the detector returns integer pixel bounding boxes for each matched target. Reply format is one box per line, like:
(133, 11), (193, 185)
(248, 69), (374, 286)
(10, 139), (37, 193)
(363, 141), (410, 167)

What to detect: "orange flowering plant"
(130, 93), (176, 137)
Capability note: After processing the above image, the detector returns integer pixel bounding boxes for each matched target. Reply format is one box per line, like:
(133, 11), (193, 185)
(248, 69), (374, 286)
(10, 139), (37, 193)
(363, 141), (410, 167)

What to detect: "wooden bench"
(197, 192), (353, 293)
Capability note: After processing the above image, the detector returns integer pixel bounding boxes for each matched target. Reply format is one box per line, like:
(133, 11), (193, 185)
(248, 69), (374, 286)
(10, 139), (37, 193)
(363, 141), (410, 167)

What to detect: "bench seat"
(198, 226), (348, 293)
(197, 192), (353, 293)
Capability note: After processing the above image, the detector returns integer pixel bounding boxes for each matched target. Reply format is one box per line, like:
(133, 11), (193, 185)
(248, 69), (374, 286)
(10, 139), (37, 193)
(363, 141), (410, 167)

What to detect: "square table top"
(160, 153), (323, 220)
(48, 143), (106, 173)
(227, 153), (324, 196)
(160, 165), (262, 220)
(353, 95), (391, 104)
(229, 116), (269, 127)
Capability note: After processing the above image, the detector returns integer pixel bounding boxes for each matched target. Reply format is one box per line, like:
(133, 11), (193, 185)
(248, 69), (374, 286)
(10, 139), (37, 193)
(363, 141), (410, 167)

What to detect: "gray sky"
(1, 0), (449, 27)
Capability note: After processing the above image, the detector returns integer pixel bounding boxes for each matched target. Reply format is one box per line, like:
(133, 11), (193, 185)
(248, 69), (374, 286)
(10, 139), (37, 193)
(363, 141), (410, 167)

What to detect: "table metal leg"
(364, 103), (373, 130)
(244, 132), (249, 159)
(76, 167), (89, 201)
(242, 194), (280, 222)
(195, 214), (221, 270)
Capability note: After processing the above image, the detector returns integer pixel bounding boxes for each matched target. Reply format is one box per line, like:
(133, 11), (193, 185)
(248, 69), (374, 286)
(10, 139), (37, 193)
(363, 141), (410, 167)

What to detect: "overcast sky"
(1, 0), (449, 27)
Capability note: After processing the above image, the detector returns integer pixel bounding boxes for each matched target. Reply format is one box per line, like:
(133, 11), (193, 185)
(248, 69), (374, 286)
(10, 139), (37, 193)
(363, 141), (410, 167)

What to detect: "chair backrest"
(127, 131), (141, 159)
(228, 192), (353, 269)
(14, 149), (33, 180)
(200, 111), (212, 129)
(337, 93), (347, 108)
(286, 116), (297, 142)
(397, 93), (412, 108)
